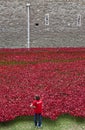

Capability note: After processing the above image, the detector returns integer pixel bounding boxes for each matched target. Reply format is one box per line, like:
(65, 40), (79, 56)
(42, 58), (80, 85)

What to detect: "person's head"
(35, 95), (40, 101)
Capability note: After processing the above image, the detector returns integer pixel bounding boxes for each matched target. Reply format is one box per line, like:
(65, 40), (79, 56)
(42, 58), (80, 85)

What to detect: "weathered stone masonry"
(0, 0), (85, 48)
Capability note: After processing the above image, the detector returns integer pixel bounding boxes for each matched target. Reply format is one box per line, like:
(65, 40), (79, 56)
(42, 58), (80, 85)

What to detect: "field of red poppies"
(0, 48), (85, 122)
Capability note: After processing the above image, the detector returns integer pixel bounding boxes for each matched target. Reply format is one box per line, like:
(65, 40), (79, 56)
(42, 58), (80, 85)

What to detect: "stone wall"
(0, 0), (85, 48)
(0, 0), (28, 48)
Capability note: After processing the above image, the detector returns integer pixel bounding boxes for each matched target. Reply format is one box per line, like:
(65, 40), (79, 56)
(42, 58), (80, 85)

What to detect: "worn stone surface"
(0, 0), (85, 47)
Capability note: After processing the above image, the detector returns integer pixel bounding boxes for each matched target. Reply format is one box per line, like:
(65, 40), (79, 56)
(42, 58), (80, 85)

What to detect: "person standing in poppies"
(30, 95), (43, 128)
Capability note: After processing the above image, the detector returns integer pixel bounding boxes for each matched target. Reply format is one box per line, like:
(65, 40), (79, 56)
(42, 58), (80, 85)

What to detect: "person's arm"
(30, 103), (36, 108)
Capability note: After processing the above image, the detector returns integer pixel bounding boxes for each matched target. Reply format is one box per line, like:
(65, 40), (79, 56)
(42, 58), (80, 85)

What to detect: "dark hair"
(35, 95), (40, 100)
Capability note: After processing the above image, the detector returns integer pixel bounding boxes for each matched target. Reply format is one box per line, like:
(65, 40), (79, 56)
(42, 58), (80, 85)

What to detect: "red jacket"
(32, 100), (42, 114)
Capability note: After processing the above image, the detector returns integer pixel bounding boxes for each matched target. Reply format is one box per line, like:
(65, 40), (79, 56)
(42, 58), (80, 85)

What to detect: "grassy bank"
(0, 114), (85, 130)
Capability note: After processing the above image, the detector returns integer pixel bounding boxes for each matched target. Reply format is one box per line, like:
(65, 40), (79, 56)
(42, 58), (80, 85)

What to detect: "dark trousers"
(34, 113), (42, 127)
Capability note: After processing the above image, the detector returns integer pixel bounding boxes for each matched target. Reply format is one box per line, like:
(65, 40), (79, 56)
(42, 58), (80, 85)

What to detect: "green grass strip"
(0, 114), (85, 130)
(0, 57), (85, 66)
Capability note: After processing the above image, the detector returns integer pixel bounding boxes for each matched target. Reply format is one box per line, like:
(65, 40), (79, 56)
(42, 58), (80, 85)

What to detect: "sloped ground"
(0, 48), (85, 130)
(0, 115), (85, 130)
(0, 48), (85, 121)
